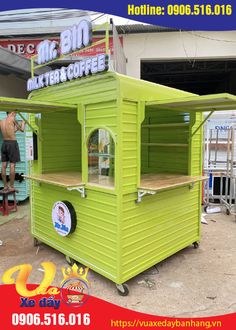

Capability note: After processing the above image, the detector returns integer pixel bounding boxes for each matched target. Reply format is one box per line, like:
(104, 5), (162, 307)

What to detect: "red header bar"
(0, 37), (122, 58)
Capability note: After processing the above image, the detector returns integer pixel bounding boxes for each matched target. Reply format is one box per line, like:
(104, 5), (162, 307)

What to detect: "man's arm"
(14, 120), (25, 132)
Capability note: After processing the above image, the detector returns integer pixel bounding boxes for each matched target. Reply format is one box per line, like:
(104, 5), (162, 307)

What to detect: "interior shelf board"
(141, 143), (188, 147)
(142, 123), (189, 128)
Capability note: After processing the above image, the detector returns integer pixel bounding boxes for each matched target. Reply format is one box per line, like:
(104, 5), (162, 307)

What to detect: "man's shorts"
(1, 140), (20, 163)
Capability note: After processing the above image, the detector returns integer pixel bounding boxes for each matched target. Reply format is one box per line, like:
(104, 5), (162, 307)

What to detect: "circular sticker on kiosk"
(52, 201), (77, 236)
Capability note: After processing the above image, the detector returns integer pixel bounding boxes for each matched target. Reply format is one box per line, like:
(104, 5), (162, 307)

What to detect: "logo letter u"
(2, 262), (57, 297)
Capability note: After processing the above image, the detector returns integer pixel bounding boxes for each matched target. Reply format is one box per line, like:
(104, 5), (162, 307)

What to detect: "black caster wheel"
(65, 255), (76, 266)
(204, 206), (208, 213)
(65, 256), (82, 267)
(33, 237), (40, 247)
(116, 283), (129, 296)
(226, 209), (230, 216)
(193, 242), (199, 249)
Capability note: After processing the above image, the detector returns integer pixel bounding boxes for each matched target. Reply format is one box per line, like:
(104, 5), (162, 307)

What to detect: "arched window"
(88, 129), (115, 188)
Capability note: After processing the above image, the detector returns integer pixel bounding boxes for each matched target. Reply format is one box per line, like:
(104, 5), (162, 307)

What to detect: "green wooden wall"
(31, 183), (118, 281)
(116, 75), (203, 283)
(141, 109), (190, 174)
(30, 73), (120, 281)
(41, 111), (81, 173)
(120, 185), (200, 282)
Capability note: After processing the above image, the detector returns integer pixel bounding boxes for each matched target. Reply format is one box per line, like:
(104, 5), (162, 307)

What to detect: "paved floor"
(0, 201), (236, 317)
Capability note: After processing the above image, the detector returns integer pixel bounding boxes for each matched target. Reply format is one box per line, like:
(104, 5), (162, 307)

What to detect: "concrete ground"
(0, 201), (236, 317)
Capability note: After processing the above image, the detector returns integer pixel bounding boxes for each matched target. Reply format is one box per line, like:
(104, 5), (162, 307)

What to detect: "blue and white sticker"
(52, 201), (76, 236)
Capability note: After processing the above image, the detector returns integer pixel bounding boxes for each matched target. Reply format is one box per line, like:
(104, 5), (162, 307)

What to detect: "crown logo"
(61, 264), (89, 284)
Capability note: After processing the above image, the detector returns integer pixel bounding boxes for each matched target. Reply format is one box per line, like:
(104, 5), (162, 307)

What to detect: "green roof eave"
(146, 93), (236, 112)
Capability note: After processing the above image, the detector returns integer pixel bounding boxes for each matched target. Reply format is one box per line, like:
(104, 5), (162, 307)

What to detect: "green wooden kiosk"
(1, 72), (236, 294)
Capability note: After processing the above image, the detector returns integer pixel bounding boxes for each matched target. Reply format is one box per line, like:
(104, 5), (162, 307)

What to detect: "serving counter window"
(139, 108), (198, 192)
(141, 109), (190, 175)
(88, 128), (115, 188)
(25, 110), (84, 189)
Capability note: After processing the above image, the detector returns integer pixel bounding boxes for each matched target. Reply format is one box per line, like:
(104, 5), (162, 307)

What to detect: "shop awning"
(146, 93), (236, 112)
(0, 96), (77, 113)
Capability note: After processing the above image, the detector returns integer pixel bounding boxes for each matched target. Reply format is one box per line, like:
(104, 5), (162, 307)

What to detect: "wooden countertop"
(139, 173), (207, 192)
(24, 172), (84, 188)
(24, 172), (207, 192)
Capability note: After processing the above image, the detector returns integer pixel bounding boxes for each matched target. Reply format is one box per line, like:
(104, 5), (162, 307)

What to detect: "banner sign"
(0, 0), (235, 30)
(0, 37), (121, 58)
(1, 262), (236, 329)
(27, 54), (108, 91)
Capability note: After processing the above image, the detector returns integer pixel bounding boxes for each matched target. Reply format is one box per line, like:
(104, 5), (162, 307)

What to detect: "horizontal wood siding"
(29, 73), (118, 106)
(190, 112), (203, 176)
(141, 110), (190, 174)
(120, 185), (200, 282)
(120, 100), (139, 194)
(30, 74), (120, 281)
(41, 111), (81, 173)
(31, 182), (118, 281)
(85, 100), (118, 135)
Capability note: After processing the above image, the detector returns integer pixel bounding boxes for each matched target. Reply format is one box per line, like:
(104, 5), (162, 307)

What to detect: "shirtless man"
(0, 112), (25, 191)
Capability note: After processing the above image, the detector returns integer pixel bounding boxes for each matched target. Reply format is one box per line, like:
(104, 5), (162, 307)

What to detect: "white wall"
(0, 74), (28, 98)
(123, 31), (236, 78)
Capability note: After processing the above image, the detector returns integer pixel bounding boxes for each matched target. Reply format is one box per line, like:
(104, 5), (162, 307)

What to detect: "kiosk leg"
(65, 255), (83, 268)
(116, 283), (129, 296)
(193, 241), (199, 249)
(33, 237), (40, 247)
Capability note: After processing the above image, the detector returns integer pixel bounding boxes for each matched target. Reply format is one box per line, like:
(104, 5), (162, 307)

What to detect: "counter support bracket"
(136, 190), (156, 204)
(189, 181), (194, 190)
(18, 112), (40, 139)
(67, 186), (86, 198)
(191, 110), (214, 137)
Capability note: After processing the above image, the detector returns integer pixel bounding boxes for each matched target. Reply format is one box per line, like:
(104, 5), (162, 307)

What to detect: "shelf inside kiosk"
(25, 106), (82, 189)
(139, 105), (204, 193)
(139, 93), (236, 193)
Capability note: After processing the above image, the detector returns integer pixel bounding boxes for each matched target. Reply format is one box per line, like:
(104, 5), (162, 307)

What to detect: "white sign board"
(27, 19), (108, 92)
